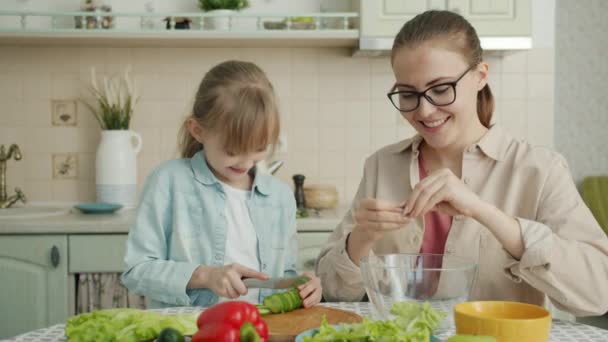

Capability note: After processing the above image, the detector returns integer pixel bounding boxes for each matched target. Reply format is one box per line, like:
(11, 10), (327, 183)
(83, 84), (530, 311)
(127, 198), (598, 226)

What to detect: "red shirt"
(418, 153), (453, 255)
(416, 154), (453, 299)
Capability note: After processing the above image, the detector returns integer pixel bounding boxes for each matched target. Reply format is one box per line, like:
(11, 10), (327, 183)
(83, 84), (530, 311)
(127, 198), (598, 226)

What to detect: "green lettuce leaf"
(303, 302), (446, 342)
(65, 308), (197, 342)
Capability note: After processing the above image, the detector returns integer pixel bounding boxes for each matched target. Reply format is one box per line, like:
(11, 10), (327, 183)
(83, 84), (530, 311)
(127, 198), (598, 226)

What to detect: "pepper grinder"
(292, 174), (307, 216)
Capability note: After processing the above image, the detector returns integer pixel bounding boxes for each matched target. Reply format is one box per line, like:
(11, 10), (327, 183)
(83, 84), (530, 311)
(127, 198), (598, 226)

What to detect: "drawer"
(297, 232), (331, 273)
(68, 234), (128, 273)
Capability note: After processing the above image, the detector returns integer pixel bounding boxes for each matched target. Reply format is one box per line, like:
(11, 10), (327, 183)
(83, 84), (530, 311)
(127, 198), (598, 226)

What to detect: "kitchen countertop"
(0, 205), (348, 234)
(8, 302), (608, 342)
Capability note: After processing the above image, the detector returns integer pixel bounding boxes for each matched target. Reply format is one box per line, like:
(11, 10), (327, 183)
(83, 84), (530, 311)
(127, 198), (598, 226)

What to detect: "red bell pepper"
(192, 301), (268, 342)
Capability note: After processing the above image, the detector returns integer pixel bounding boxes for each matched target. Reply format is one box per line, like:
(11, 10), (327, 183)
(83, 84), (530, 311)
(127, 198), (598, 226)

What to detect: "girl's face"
(390, 41), (488, 150)
(190, 120), (267, 189)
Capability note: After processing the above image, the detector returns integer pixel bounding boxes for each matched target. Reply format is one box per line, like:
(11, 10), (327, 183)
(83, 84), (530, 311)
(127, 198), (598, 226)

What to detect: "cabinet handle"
(51, 245), (60, 268)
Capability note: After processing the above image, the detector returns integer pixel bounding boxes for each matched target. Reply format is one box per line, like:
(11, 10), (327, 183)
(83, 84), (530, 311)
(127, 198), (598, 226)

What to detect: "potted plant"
(81, 67), (142, 208)
(198, 0), (249, 30)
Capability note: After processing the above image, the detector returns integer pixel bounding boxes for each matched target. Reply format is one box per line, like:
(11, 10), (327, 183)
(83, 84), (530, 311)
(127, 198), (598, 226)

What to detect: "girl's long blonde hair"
(179, 60), (280, 158)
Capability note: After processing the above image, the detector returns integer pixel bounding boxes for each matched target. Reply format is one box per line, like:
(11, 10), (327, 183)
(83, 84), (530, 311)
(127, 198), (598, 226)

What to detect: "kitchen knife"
(243, 276), (305, 289)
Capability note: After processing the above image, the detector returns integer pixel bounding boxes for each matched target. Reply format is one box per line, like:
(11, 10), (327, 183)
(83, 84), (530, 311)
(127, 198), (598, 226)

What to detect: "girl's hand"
(190, 264), (268, 299)
(403, 168), (483, 218)
(352, 198), (412, 242)
(297, 272), (322, 308)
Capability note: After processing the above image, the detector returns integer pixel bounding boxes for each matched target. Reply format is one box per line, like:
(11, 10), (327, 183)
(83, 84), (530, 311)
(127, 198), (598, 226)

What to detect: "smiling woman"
(316, 10), (608, 318)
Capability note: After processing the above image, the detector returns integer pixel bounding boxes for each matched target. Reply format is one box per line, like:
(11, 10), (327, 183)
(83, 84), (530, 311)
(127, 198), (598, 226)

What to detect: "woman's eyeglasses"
(387, 65), (475, 113)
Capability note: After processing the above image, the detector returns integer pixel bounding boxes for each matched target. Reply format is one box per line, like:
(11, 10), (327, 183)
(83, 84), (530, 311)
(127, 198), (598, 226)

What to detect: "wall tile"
(22, 180), (53, 202)
(0, 45), (556, 203)
(344, 73), (371, 100)
(319, 101), (346, 128)
(79, 153), (96, 181)
(291, 74), (319, 100)
(370, 73), (395, 100)
(318, 48), (352, 74)
(0, 101), (25, 126)
(319, 151), (345, 178)
(527, 100), (554, 147)
(290, 48), (319, 75)
(371, 100), (400, 127)
(287, 151), (319, 179)
(527, 73), (554, 99)
(502, 51), (528, 73)
(319, 74), (346, 100)
(0, 72), (24, 101)
(319, 127), (345, 151)
(501, 74), (527, 99)
(371, 127), (398, 150)
(345, 151), (368, 178)
(527, 48), (555, 73)
(345, 127), (371, 152)
(23, 72), (51, 100)
(290, 100), (320, 128)
(345, 101), (370, 128)
(500, 100), (527, 140)
(51, 73), (81, 99)
(24, 153), (52, 181)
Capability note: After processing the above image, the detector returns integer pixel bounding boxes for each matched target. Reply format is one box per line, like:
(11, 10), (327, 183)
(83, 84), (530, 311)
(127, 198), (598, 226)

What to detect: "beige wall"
(0, 45), (554, 205)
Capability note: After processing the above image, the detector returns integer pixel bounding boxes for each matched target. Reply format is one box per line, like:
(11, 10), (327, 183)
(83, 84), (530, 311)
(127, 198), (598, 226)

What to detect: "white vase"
(95, 130), (142, 208)
(205, 9), (234, 30)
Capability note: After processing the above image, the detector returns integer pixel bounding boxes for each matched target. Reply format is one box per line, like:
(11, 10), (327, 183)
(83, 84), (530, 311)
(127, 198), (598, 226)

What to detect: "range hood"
(354, 36), (533, 57)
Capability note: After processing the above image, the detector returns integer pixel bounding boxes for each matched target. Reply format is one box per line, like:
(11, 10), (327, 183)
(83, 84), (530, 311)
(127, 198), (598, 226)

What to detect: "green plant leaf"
(198, 0), (249, 11)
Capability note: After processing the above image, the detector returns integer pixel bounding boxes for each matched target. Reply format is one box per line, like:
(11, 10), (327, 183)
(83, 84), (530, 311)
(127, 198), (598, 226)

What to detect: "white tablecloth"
(5, 302), (608, 342)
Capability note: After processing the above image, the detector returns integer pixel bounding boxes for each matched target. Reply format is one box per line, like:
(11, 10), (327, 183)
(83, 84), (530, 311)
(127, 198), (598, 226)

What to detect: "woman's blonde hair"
(179, 60), (280, 158)
(391, 10), (494, 128)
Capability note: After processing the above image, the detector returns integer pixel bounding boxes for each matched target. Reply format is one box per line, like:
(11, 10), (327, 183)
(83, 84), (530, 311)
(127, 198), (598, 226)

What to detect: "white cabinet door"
(297, 232), (331, 273)
(0, 235), (68, 339)
(450, 0), (531, 35)
(360, 0), (530, 37)
(361, 0), (448, 37)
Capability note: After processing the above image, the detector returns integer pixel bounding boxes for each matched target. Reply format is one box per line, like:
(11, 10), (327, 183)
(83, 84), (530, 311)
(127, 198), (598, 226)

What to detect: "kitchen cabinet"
(297, 232), (331, 272)
(0, 235), (68, 339)
(360, 0), (531, 37)
(0, 229), (331, 338)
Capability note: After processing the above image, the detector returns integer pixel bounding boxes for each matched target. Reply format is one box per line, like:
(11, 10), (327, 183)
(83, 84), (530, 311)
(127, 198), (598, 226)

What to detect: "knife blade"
(243, 276), (304, 289)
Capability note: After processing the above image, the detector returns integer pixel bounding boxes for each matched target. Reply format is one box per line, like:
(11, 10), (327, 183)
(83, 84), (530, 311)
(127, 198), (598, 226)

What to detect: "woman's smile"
(419, 116), (451, 133)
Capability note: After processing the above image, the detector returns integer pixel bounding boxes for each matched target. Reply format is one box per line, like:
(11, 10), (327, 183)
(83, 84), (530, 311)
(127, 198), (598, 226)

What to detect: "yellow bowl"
(454, 301), (551, 342)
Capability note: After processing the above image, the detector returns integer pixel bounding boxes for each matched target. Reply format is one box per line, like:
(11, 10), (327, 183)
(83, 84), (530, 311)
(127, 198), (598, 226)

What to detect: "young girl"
(317, 10), (608, 316)
(122, 60), (322, 308)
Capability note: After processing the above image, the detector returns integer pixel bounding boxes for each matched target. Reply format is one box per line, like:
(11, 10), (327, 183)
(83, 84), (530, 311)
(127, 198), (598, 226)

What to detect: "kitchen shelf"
(0, 10), (359, 47)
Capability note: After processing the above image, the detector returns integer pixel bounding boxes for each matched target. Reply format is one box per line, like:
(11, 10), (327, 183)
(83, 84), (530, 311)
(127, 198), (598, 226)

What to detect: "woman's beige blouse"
(316, 125), (608, 316)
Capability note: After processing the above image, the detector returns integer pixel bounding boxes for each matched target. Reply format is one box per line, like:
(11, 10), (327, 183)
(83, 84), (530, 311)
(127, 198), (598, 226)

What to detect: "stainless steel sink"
(0, 206), (69, 219)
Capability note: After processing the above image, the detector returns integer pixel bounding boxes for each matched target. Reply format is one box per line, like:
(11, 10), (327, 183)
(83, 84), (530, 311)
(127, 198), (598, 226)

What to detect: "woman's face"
(390, 41), (488, 150)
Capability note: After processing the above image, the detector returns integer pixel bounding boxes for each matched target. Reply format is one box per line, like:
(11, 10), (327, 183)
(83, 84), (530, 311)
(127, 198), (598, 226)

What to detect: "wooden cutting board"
(265, 306), (362, 341)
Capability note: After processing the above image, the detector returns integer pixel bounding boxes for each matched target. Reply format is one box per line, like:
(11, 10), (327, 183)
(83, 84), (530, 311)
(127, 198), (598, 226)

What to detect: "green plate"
(74, 202), (123, 214)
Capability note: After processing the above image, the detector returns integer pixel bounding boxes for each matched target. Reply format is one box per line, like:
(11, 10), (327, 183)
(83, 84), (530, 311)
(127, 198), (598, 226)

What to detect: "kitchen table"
(6, 302), (607, 341)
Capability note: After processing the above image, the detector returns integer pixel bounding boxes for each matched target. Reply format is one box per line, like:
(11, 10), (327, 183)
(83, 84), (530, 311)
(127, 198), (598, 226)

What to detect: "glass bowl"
(360, 253), (478, 330)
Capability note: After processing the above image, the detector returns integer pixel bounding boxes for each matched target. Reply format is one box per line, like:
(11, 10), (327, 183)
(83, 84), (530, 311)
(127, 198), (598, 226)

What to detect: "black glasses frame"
(387, 65), (476, 113)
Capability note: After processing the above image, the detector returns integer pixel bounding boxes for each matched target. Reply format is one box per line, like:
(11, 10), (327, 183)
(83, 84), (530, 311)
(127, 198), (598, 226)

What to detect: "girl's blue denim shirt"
(121, 151), (298, 308)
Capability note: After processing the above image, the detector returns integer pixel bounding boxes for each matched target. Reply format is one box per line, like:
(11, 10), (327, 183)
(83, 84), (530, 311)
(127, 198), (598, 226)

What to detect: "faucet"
(0, 144), (27, 209)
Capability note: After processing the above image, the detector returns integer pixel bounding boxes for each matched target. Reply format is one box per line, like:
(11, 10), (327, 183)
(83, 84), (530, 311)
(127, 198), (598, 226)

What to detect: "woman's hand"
(403, 168), (483, 218)
(347, 199), (412, 265)
(297, 272), (322, 308)
(352, 198), (412, 241)
(188, 264), (268, 299)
